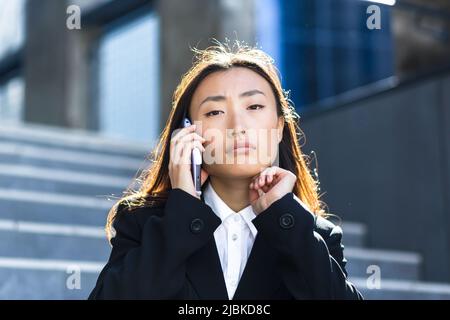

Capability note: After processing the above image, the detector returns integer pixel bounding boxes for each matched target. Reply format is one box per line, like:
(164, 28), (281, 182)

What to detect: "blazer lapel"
(232, 233), (282, 300)
(186, 231), (282, 300)
(187, 191), (281, 300)
(186, 237), (229, 299)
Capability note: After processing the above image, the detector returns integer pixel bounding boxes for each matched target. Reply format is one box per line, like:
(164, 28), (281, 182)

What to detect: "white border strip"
(0, 257), (104, 273)
(0, 124), (148, 154)
(345, 247), (422, 264)
(0, 188), (113, 209)
(0, 142), (145, 170)
(0, 219), (105, 238)
(350, 277), (450, 294)
(362, 0), (396, 6)
(342, 222), (367, 235)
(0, 164), (131, 188)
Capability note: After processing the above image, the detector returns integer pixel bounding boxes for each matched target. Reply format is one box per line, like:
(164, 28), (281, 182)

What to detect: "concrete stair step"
(0, 124), (148, 158)
(0, 188), (111, 226)
(0, 219), (110, 262)
(0, 257), (102, 299)
(341, 222), (366, 248)
(345, 247), (422, 281)
(0, 256), (447, 299)
(0, 164), (130, 197)
(350, 277), (450, 300)
(0, 141), (145, 177)
(0, 217), (419, 282)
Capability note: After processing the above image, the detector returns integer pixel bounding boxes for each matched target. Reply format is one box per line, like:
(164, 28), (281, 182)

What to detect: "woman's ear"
(277, 116), (285, 143)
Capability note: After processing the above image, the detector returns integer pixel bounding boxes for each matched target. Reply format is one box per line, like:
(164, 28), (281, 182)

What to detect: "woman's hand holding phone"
(249, 166), (296, 214)
(169, 124), (208, 199)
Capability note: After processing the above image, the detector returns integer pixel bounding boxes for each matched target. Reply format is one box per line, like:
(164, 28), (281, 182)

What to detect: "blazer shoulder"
(116, 200), (164, 226)
(291, 194), (343, 243)
(313, 215), (343, 243)
(111, 197), (165, 236)
(112, 188), (215, 232)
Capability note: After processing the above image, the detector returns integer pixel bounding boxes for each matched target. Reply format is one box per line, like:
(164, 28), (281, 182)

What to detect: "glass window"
(255, 0), (283, 71)
(98, 12), (160, 146)
(0, 0), (26, 59)
(257, 0), (395, 110)
(0, 77), (25, 124)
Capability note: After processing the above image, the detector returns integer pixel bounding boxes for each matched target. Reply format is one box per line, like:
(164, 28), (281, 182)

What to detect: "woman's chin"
(213, 163), (269, 179)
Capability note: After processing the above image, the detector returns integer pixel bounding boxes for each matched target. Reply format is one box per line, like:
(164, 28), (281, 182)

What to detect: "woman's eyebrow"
(199, 89), (265, 108)
(239, 89), (265, 98)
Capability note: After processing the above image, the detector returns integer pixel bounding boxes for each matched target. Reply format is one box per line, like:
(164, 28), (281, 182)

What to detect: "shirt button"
(279, 213), (295, 229)
(231, 234), (238, 241)
(233, 215), (240, 222)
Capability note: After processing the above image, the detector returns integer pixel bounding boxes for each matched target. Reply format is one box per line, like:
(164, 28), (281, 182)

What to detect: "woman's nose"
(226, 111), (248, 138)
(229, 127), (247, 138)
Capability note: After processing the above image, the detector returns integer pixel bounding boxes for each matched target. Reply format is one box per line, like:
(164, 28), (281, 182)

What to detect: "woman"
(88, 41), (363, 300)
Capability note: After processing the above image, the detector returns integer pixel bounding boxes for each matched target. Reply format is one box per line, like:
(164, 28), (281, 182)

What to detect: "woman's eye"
(247, 104), (265, 110)
(205, 110), (224, 117)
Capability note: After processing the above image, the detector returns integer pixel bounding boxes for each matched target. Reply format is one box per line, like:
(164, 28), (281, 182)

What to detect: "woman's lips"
(229, 141), (256, 154)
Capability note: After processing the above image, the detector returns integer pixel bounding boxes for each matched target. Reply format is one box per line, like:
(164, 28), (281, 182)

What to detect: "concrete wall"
(301, 72), (450, 282)
(394, 1), (450, 77)
(24, 0), (101, 129)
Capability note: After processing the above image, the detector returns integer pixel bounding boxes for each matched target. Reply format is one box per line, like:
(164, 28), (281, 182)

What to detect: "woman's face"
(189, 67), (284, 180)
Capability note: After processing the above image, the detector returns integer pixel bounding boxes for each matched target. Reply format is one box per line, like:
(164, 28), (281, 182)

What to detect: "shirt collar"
(203, 182), (258, 237)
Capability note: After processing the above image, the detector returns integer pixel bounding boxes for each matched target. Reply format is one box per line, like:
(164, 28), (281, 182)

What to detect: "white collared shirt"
(203, 182), (258, 300)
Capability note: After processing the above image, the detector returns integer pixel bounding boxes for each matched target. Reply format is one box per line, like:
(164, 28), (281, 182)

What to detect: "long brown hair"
(105, 40), (327, 241)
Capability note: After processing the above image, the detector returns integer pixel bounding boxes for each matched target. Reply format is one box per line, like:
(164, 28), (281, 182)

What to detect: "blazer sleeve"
(88, 188), (221, 299)
(251, 192), (363, 300)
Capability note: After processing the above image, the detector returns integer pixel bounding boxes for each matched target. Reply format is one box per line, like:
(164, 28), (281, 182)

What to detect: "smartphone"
(182, 118), (202, 197)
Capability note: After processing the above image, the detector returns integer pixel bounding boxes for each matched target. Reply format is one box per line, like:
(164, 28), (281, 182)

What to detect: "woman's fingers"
(267, 173), (273, 185)
(177, 132), (206, 145)
(168, 124), (209, 200)
(170, 125), (204, 152)
(261, 184), (271, 193)
(170, 125), (205, 165)
(250, 171), (266, 190)
(171, 140), (184, 166)
(251, 176), (261, 190)
(170, 125), (196, 145)
(174, 133), (205, 157)
(180, 140), (205, 164)
(261, 171), (274, 193)
(171, 139), (204, 167)
(249, 166), (279, 192)
(174, 125), (196, 139)
(259, 174), (266, 189)
(170, 125), (196, 157)
(249, 166), (297, 214)
(200, 168), (209, 186)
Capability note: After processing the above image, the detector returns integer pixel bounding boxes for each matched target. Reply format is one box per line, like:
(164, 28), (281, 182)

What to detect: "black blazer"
(88, 188), (363, 300)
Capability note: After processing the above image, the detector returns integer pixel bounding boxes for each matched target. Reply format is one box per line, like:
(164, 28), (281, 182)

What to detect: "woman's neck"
(209, 176), (252, 213)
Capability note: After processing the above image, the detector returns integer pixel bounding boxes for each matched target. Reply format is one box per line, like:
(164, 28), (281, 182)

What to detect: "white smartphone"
(182, 118), (202, 197)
